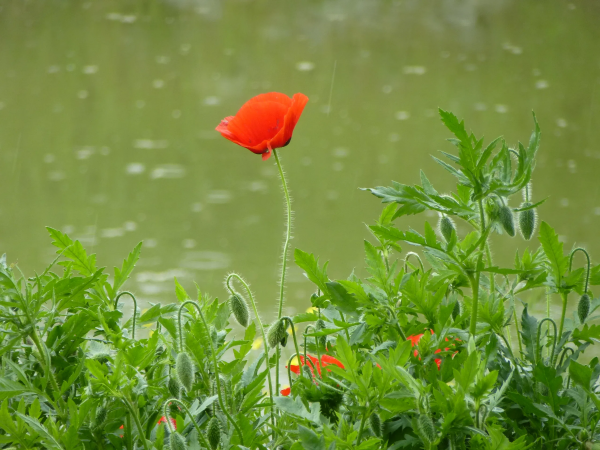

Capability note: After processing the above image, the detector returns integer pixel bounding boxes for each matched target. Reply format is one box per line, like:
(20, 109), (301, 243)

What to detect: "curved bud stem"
(569, 247), (591, 293)
(536, 318), (557, 365)
(114, 291), (138, 340)
(163, 398), (211, 449)
(177, 300), (244, 445)
(404, 252), (424, 273)
(557, 347), (574, 369)
(225, 273), (275, 433)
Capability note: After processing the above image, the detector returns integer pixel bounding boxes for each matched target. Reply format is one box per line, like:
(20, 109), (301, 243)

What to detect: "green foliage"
(1, 110), (599, 449)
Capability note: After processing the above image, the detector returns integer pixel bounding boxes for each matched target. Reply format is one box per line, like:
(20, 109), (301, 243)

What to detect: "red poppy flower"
(280, 387), (292, 396)
(288, 354), (345, 377)
(216, 92), (309, 161)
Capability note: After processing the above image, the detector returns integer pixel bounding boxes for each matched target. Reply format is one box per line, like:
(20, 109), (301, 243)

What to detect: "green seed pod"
(485, 197), (502, 224)
(315, 319), (327, 348)
(578, 293), (591, 323)
(207, 417), (221, 450)
(93, 405), (107, 430)
(267, 319), (288, 348)
(176, 352), (194, 392)
(439, 215), (455, 243)
(229, 293), (250, 327)
(499, 205), (515, 237)
(369, 412), (382, 437)
(518, 202), (536, 240)
(417, 415), (436, 444)
(169, 432), (188, 450)
(168, 374), (181, 399)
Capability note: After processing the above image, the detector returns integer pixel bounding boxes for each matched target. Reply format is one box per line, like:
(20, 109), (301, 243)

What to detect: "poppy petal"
(267, 93), (309, 149)
(280, 387), (291, 396)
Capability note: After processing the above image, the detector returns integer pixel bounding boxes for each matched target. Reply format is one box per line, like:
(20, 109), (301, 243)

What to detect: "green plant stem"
(558, 292), (568, 342)
(114, 291), (137, 340)
(122, 396), (151, 450)
(30, 329), (66, 419)
(511, 294), (523, 355)
(469, 199), (487, 337)
(384, 305), (407, 341)
(163, 398), (211, 449)
(178, 300), (244, 445)
(357, 403), (370, 444)
(225, 274), (275, 433)
(273, 148), (292, 395)
(304, 325), (321, 378)
(281, 316), (304, 377)
(546, 287), (551, 360)
(468, 272), (480, 337)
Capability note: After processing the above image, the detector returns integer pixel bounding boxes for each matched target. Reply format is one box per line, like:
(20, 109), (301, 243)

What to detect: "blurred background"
(0, 0), (599, 322)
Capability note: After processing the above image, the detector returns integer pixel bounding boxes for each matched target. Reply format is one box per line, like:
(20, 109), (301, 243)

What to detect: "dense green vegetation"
(2, 111), (600, 449)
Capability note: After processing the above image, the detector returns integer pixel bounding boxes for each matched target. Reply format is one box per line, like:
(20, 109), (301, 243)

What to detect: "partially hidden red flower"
(216, 92), (309, 161)
(407, 331), (442, 370)
(288, 354), (345, 377)
(120, 416), (176, 437)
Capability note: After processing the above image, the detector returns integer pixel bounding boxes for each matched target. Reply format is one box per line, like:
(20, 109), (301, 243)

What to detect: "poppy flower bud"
(452, 300), (461, 320)
(176, 352), (194, 392)
(417, 414), (436, 444)
(168, 374), (181, 399)
(169, 432), (188, 450)
(267, 319), (288, 348)
(438, 215), (455, 243)
(93, 406), (107, 430)
(535, 381), (549, 397)
(369, 413), (382, 437)
(518, 202), (536, 240)
(499, 205), (515, 237)
(207, 417), (221, 450)
(578, 293), (591, 323)
(315, 319), (327, 348)
(302, 365), (313, 378)
(485, 198), (502, 224)
(229, 293), (250, 328)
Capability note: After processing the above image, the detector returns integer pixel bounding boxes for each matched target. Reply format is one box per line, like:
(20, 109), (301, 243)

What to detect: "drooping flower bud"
(168, 374), (182, 399)
(369, 412), (382, 437)
(578, 293), (591, 323)
(518, 202), (536, 240)
(267, 319), (288, 348)
(452, 300), (461, 320)
(229, 293), (250, 327)
(93, 406), (107, 430)
(438, 215), (455, 243)
(207, 417), (221, 450)
(499, 205), (515, 237)
(176, 352), (194, 392)
(169, 432), (188, 450)
(315, 318), (327, 348)
(417, 415), (436, 444)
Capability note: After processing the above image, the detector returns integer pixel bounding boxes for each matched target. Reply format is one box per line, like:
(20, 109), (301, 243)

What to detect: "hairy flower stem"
(178, 300), (244, 445)
(273, 149), (292, 394)
(469, 199), (487, 337)
(225, 274), (275, 434)
(558, 292), (568, 341)
(163, 398), (211, 449)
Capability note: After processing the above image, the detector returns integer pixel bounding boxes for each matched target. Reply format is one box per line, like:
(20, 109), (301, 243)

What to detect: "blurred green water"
(0, 0), (599, 322)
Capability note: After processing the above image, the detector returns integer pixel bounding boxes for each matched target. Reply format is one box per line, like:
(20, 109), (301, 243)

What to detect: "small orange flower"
(288, 354), (345, 377)
(216, 92), (309, 160)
